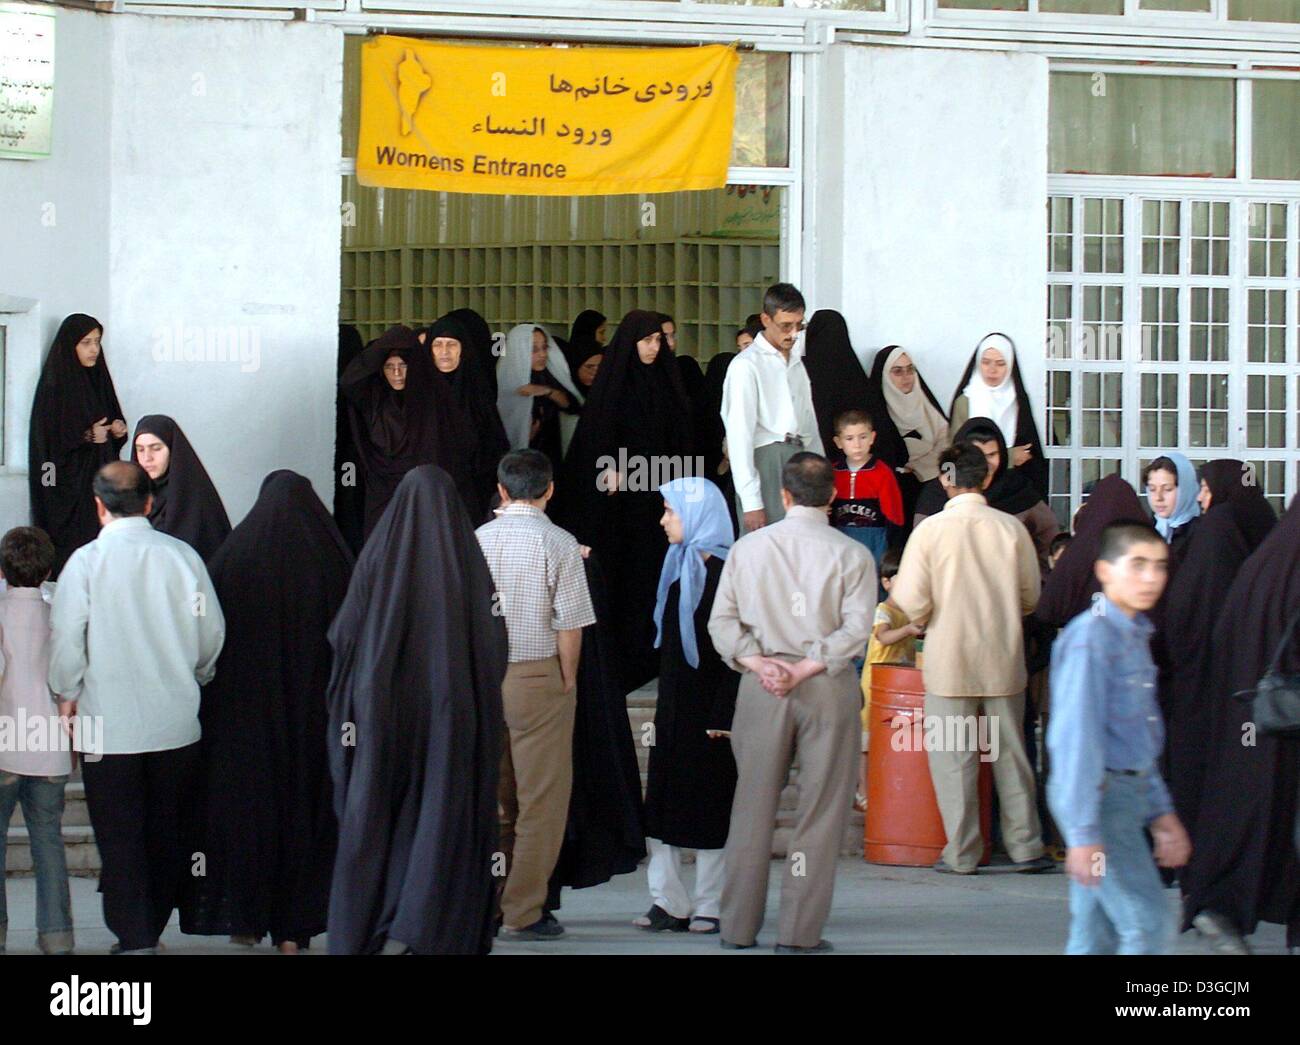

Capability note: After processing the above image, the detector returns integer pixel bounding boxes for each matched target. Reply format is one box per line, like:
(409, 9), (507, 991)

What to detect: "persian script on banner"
(0, 3), (55, 160)
(356, 36), (739, 197)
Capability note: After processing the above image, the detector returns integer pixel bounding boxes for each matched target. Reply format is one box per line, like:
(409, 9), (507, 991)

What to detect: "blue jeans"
(0, 771), (74, 951)
(1057, 771), (1170, 954)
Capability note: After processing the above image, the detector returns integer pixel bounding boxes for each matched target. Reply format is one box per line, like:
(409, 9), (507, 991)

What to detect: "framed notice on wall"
(0, 3), (54, 160)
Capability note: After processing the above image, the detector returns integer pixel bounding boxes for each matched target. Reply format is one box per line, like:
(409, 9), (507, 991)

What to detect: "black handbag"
(1237, 611), (1300, 738)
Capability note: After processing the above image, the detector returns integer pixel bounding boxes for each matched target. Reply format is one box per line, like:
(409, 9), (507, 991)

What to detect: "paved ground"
(1, 860), (1287, 955)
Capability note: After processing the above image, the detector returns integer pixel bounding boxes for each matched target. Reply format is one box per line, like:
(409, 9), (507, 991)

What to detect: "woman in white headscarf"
(866, 344), (950, 536)
(497, 323), (582, 471)
(949, 332), (1048, 498)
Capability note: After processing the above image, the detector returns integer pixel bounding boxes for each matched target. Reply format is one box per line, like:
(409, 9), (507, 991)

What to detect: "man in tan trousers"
(475, 449), (596, 940)
(890, 441), (1051, 875)
(709, 452), (876, 953)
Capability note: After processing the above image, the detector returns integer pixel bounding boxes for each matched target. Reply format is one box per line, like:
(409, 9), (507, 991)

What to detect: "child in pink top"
(0, 527), (73, 954)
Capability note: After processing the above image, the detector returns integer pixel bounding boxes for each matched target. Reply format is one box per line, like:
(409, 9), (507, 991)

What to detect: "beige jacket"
(890, 492), (1040, 698)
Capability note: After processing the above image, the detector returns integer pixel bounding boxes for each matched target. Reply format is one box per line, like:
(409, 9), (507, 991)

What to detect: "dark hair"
(0, 527), (55, 588)
(833, 408), (875, 435)
(880, 545), (903, 580)
(497, 448), (552, 500)
(938, 442), (989, 492)
(93, 461), (152, 517)
(744, 313), (761, 328)
(962, 423), (1001, 447)
(762, 283), (805, 319)
(1098, 519), (1166, 563)
(781, 451), (834, 507)
(1141, 456), (1179, 488)
(1049, 532), (1072, 556)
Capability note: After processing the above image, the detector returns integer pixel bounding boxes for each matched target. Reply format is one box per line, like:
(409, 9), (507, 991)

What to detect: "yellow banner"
(357, 37), (738, 197)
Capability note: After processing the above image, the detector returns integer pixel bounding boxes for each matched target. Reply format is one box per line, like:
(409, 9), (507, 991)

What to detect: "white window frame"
(923, 0), (1300, 49)
(0, 295), (40, 474)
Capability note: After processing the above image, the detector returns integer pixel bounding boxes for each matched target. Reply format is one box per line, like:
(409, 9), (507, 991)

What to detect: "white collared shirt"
(49, 516), (226, 755)
(720, 331), (824, 512)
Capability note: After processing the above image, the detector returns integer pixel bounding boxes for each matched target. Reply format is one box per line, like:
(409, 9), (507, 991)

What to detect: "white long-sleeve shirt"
(720, 332), (824, 513)
(49, 516), (226, 755)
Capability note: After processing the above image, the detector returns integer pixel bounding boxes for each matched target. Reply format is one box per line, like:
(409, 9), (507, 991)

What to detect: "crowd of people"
(0, 282), (1295, 957)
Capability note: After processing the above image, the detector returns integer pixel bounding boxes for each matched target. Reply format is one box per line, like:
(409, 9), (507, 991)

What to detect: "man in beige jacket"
(890, 441), (1051, 875)
(708, 453), (876, 953)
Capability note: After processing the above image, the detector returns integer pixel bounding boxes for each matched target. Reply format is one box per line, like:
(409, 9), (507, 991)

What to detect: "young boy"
(1046, 520), (1190, 954)
(0, 526), (74, 955)
(856, 547), (923, 809)
(830, 409), (903, 578)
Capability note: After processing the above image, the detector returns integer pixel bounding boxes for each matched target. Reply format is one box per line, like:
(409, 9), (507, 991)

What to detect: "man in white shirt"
(50, 460), (225, 954)
(721, 283), (823, 532)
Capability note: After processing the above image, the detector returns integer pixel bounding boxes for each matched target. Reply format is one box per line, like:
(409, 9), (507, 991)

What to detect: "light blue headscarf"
(653, 477), (734, 668)
(1150, 451), (1199, 541)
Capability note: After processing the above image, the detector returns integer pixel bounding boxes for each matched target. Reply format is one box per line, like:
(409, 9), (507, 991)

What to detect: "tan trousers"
(498, 656), (575, 930)
(924, 691), (1044, 872)
(721, 669), (859, 949)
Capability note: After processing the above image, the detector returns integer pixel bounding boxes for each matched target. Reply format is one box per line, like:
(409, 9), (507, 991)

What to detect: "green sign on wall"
(0, 3), (55, 160)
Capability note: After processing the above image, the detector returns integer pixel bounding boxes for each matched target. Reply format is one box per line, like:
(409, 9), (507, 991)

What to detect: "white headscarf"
(962, 333), (1019, 449)
(497, 323), (581, 451)
(880, 345), (945, 444)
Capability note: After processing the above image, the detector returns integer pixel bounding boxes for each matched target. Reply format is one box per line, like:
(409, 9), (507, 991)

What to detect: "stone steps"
(5, 690), (863, 878)
(6, 781), (101, 876)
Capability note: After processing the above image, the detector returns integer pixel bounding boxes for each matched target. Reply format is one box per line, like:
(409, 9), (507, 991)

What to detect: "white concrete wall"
(108, 15), (343, 524)
(0, 8), (113, 535)
(0, 11), (342, 538)
(808, 43), (1049, 420)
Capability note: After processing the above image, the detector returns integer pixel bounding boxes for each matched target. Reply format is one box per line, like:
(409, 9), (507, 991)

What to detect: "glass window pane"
(938, 1), (1029, 8)
(731, 52), (790, 168)
(1231, 0), (1300, 23)
(1253, 82), (1300, 182)
(1049, 73), (1235, 177)
(1141, 0), (1211, 10)
(1042, 0), (1124, 10)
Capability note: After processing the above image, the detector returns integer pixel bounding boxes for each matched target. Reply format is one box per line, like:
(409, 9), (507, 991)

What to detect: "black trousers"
(81, 743), (199, 951)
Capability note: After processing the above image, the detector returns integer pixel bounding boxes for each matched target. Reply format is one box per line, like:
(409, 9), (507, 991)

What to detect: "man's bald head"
(93, 460), (152, 519)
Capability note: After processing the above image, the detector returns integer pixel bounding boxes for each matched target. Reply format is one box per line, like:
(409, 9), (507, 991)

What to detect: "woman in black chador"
(325, 465), (507, 955)
(1163, 459), (1276, 838)
(424, 312), (510, 524)
(1180, 491), (1300, 955)
(637, 477), (737, 934)
(803, 309), (875, 457)
(554, 309), (695, 693)
(28, 314), (128, 577)
(131, 415), (232, 561)
(338, 325), (458, 539)
(180, 471), (353, 953)
(333, 325), (367, 553)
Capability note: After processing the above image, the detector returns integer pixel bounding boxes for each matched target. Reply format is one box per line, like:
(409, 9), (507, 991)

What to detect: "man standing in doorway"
(721, 283), (823, 532)
(708, 453), (875, 952)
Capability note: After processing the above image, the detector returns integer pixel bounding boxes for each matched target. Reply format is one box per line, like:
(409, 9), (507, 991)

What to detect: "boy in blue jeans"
(1047, 520), (1189, 954)
(0, 526), (74, 955)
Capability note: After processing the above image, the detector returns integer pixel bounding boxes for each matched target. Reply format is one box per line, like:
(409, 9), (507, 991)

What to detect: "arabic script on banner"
(357, 37), (738, 196)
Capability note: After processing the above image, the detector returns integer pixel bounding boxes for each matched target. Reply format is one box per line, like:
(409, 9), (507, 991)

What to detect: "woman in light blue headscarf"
(1143, 452), (1200, 552)
(636, 477), (738, 936)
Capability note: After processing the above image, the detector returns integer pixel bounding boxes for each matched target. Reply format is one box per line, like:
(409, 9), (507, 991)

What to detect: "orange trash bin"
(863, 663), (993, 867)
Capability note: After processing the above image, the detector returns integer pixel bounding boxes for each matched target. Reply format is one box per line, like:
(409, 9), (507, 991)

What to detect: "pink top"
(0, 587), (72, 777)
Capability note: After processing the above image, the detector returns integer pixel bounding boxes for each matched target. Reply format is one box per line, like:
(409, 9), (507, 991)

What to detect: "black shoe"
(1014, 855), (1059, 874)
(539, 911), (559, 926)
(633, 904), (690, 933)
(775, 939), (834, 955)
(502, 917), (565, 940)
(932, 858), (976, 876)
(721, 938), (757, 950)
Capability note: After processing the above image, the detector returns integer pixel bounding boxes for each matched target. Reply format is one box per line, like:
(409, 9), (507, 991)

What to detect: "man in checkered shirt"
(475, 448), (596, 941)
